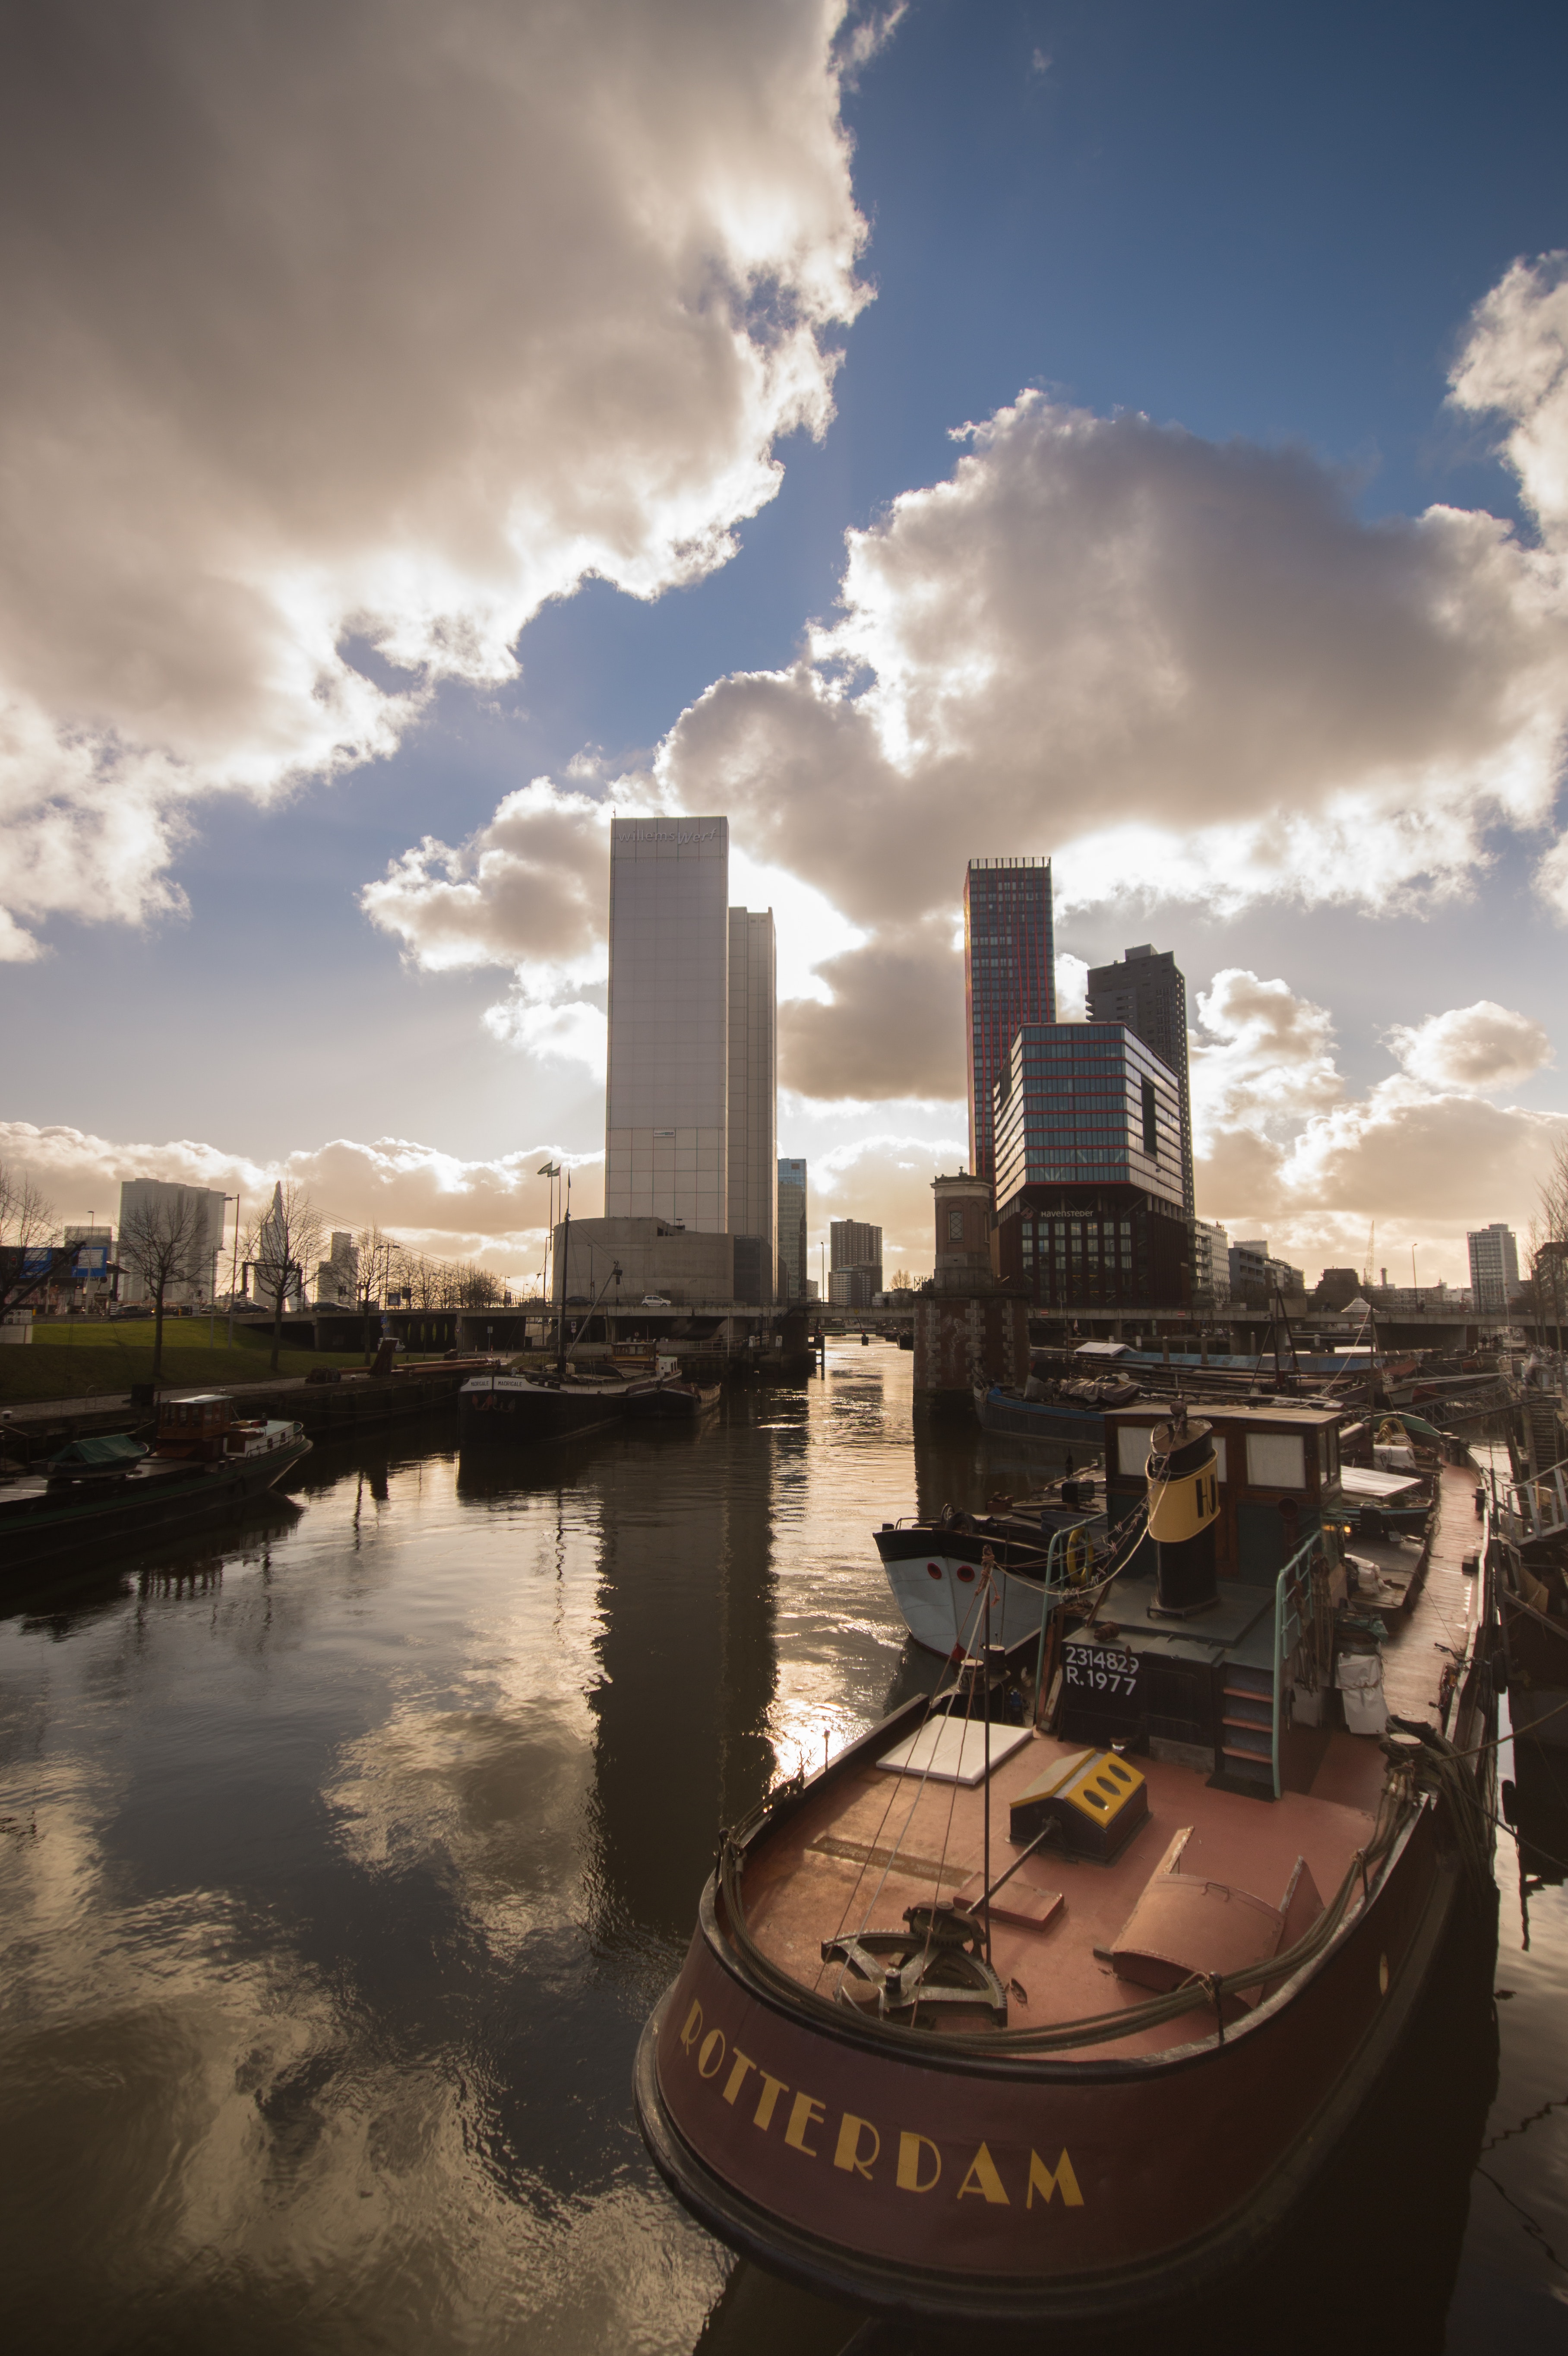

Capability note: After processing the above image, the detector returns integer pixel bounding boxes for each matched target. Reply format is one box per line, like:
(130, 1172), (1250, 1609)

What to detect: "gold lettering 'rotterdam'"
(673, 2002), (1085, 2208)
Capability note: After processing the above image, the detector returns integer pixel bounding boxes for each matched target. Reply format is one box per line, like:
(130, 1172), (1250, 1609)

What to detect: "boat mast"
(556, 1172), (571, 1374)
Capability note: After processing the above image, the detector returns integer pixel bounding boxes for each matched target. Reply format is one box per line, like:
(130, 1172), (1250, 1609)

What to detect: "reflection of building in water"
(585, 1439), (777, 1944)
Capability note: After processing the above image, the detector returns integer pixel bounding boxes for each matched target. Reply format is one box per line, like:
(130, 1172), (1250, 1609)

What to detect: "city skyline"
(3, 8), (1567, 1291)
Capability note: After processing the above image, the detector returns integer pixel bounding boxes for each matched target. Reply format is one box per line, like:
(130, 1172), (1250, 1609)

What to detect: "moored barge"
(636, 1404), (1498, 2321)
(0, 1392), (310, 1574)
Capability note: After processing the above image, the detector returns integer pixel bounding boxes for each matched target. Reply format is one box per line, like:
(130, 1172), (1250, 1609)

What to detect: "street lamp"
(220, 1194), (241, 1350)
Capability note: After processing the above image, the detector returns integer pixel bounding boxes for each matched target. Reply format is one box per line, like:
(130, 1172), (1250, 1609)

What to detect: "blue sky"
(2, 0), (1566, 1282)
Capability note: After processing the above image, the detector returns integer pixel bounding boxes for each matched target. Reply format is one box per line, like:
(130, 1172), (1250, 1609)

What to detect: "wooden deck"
(740, 1463), (1480, 2059)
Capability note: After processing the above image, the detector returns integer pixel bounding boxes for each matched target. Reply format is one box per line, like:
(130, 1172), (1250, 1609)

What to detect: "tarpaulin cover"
(46, 1433), (148, 1469)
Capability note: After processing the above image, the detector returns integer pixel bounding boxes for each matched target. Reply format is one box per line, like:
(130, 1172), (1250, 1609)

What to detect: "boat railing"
(1271, 1523), (1337, 1799)
(1495, 1452), (1568, 1547)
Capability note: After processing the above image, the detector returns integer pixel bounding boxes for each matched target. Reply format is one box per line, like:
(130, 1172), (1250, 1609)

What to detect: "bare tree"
(245, 1181), (326, 1373)
(1533, 1141), (1568, 1349)
(118, 1190), (210, 1382)
(352, 1222), (399, 1364)
(0, 1160), (61, 1320)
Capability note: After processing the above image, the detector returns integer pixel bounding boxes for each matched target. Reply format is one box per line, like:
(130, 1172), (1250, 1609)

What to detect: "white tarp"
(876, 1718), (1034, 1787)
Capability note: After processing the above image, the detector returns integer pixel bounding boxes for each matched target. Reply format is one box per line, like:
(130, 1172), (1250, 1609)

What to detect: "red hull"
(639, 1793), (1476, 2320)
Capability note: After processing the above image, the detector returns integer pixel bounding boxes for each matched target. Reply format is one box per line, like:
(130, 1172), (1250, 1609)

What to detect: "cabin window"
(1319, 1427), (1339, 1486)
(1208, 1437), (1227, 1484)
(1246, 1432), (1306, 1490)
(1118, 1425), (1159, 1475)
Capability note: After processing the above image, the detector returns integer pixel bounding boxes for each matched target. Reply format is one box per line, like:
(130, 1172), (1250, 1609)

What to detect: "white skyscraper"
(727, 907), (777, 1296)
(601, 815), (776, 1298)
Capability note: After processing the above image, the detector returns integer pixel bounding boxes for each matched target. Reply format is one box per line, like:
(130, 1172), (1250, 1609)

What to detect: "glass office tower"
(1086, 944), (1195, 1226)
(991, 1022), (1187, 1308)
(777, 1158), (807, 1304)
(964, 858), (1054, 1188)
(604, 816), (730, 1229)
(727, 909), (777, 1300)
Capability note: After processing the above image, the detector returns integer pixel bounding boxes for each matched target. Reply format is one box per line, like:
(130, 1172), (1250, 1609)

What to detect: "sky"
(3, 0), (1568, 1291)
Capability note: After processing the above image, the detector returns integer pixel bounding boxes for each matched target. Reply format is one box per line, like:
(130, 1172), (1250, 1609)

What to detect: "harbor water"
(1, 1343), (1563, 2352)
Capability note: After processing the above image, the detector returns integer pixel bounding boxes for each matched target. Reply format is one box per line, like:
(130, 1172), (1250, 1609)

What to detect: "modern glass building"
(777, 1158), (807, 1303)
(727, 909), (777, 1294)
(1086, 944), (1194, 1226)
(605, 815), (730, 1229)
(992, 1023), (1187, 1308)
(964, 857), (1054, 1187)
(603, 815), (777, 1298)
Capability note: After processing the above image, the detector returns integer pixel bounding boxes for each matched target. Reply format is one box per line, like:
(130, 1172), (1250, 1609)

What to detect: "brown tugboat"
(635, 1403), (1498, 2322)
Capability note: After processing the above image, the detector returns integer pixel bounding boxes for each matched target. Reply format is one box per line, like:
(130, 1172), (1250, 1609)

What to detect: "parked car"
(641, 1295), (672, 1307)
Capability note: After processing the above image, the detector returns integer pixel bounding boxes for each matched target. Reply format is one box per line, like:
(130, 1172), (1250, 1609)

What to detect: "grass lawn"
(0, 1322), (400, 1405)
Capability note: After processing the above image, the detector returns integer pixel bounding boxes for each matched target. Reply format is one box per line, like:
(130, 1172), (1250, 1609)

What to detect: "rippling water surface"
(0, 1345), (1563, 2353)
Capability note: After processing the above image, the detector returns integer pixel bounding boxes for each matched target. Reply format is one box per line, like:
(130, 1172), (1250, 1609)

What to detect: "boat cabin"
(1104, 1400), (1344, 1588)
(154, 1393), (237, 1462)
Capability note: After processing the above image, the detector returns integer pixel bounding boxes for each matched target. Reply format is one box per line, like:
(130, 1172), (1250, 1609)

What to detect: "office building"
(604, 815), (731, 1230)
(778, 1159), (808, 1303)
(1087, 944), (1194, 1228)
(315, 1232), (359, 1307)
(116, 1178), (228, 1307)
(1192, 1218), (1230, 1307)
(727, 909), (777, 1302)
(992, 1023), (1186, 1306)
(602, 813), (776, 1300)
(1468, 1222), (1519, 1313)
(964, 857), (1054, 1188)
(1227, 1239), (1268, 1303)
(829, 1218), (883, 1308)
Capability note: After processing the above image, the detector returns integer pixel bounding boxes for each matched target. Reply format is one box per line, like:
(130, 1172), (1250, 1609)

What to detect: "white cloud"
(0, 0), (873, 955)
(0, 1122), (604, 1279)
(1188, 976), (1567, 1283)
(1053, 951), (1089, 1021)
(1191, 968), (1346, 1150)
(1385, 1000), (1552, 1092)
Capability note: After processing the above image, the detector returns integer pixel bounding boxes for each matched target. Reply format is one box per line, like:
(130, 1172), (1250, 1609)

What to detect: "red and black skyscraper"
(963, 857), (1054, 1187)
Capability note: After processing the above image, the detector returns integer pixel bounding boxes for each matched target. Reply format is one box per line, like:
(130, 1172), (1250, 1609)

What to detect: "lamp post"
(222, 1194), (241, 1350)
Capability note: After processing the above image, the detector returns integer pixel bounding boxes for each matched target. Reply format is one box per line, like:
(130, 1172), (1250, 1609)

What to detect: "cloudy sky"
(3, 0), (1567, 1289)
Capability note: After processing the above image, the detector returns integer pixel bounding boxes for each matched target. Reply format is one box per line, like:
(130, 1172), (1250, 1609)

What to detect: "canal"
(0, 1344), (1563, 2351)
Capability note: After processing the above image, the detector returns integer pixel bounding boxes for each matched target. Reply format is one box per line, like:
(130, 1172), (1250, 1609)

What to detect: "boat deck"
(740, 1461), (1483, 2060)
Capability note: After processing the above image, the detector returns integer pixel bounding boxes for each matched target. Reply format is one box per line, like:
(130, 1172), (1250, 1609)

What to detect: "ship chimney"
(1146, 1401), (1220, 1615)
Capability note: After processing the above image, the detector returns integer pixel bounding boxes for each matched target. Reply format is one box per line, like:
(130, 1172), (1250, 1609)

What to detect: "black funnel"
(1147, 1403), (1220, 1615)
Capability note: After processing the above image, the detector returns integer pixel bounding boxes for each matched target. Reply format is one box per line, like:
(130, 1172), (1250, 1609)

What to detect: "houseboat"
(0, 1392), (310, 1574)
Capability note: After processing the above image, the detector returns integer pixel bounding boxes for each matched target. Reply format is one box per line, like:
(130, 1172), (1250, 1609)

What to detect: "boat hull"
(625, 1384), (721, 1422)
(458, 1377), (625, 1443)
(635, 1799), (1475, 2322)
(873, 1536), (1049, 1651)
(976, 1386), (1105, 1445)
(0, 1433), (311, 1574)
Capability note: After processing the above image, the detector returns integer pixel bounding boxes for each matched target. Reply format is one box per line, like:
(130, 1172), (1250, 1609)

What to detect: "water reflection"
(0, 1347), (1562, 2353)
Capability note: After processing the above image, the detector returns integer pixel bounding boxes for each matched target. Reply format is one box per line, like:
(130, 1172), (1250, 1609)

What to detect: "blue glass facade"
(992, 1024), (1188, 1308)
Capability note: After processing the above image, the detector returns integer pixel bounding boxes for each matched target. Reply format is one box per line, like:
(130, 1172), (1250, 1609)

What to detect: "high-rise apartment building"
(964, 858), (1054, 1188)
(829, 1218), (883, 1308)
(601, 814), (777, 1298)
(1192, 1218), (1230, 1307)
(777, 1158), (807, 1304)
(116, 1178), (228, 1307)
(1467, 1222), (1519, 1312)
(1087, 944), (1194, 1226)
(727, 909), (777, 1304)
(991, 1024), (1186, 1307)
